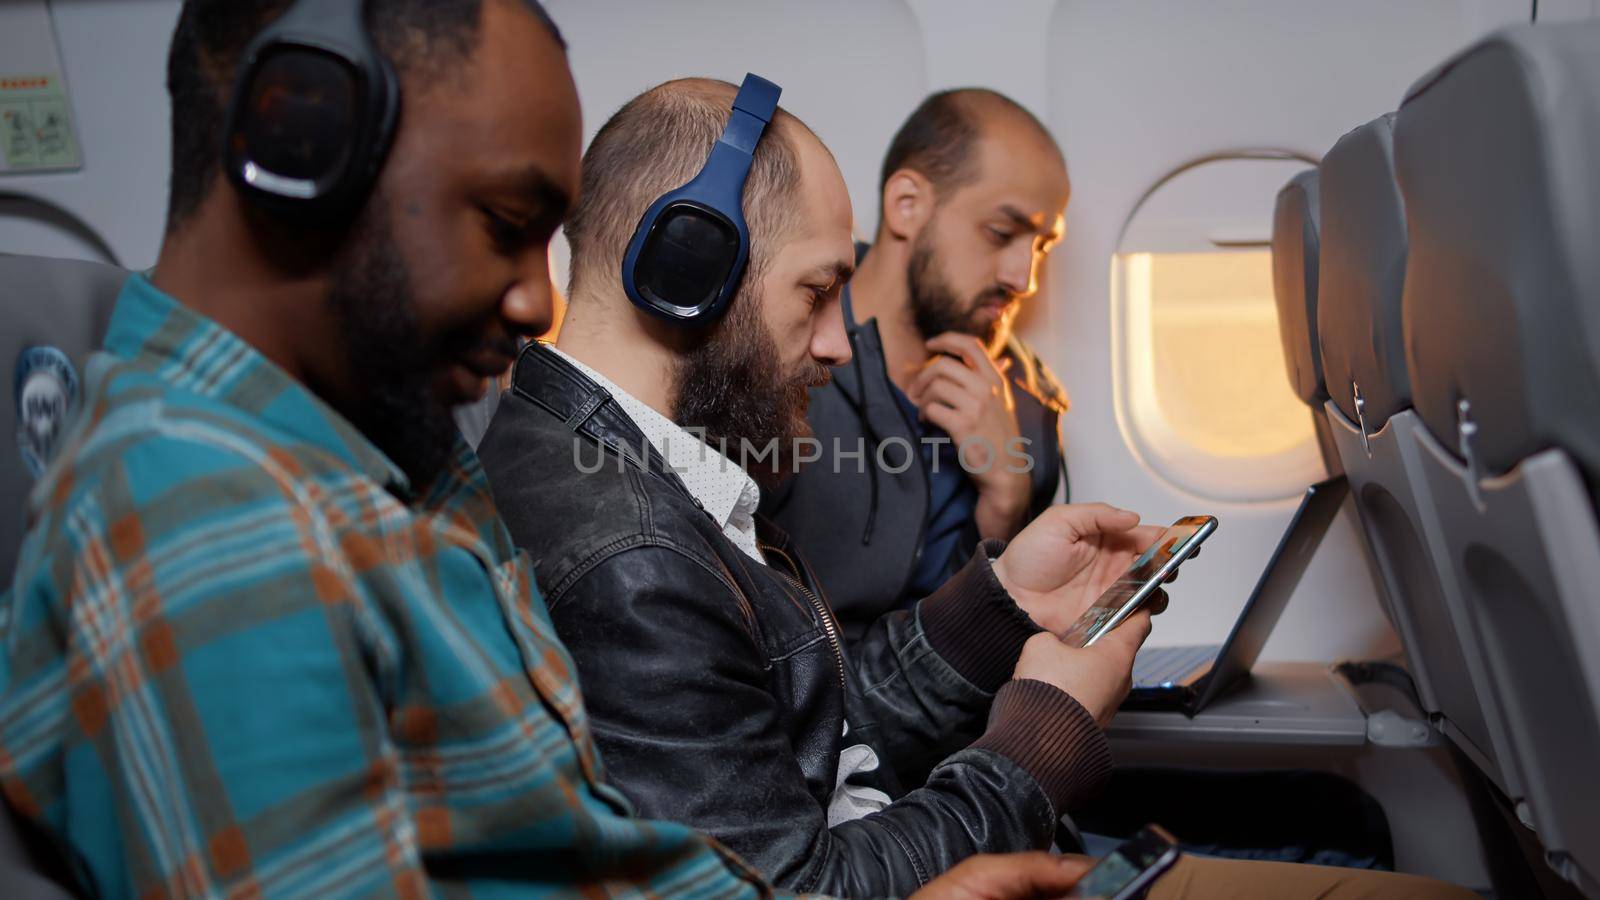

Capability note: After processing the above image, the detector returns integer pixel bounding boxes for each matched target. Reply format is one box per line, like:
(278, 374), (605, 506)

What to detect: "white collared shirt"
(552, 347), (765, 565)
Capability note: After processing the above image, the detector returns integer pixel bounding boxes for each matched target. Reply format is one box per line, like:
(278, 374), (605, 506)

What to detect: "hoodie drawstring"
(842, 332), (882, 546)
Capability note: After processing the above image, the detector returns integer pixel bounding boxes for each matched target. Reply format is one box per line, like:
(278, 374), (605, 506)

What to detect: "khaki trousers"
(1146, 855), (1481, 900)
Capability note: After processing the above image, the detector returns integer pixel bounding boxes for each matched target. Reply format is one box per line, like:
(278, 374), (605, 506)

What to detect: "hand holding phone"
(993, 504), (1170, 636)
(1058, 516), (1216, 648)
(1067, 825), (1182, 899)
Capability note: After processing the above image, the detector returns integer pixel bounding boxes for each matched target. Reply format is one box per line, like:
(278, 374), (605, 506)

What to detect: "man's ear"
(880, 169), (935, 243)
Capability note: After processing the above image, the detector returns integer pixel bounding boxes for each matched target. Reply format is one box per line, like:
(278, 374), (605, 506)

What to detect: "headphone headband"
(726, 74), (780, 151)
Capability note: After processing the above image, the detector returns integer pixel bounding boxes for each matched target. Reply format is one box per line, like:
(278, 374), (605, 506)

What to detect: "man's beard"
(325, 207), (458, 489)
(671, 281), (831, 491)
(907, 224), (1014, 347)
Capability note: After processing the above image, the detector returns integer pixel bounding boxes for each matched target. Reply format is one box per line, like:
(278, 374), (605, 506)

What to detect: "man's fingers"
(920, 401), (962, 435)
(1147, 589), (1170, 616)
(1125, 524), (1166, 548)
(930, 354), (993, 394)
(917, 379), (979, 423)
(1095, 608), (1154, 657)
(911, 357), (990, 402)
(916, 373), (969, 407)
(926, 332), (996, 378)
(1046, 502), (1141, 539)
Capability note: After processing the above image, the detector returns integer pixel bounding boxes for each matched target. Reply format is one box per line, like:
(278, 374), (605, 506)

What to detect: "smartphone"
(1067, 824), (1182, 899)
(1058, 516), (1217, 648)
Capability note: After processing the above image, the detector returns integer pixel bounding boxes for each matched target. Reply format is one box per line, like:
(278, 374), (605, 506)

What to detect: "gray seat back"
(1315, 117), (1510, 789)
(0, 253), (124, 899)
(2, 254), (126, 584)
(1271, 169), (1326, 407)
(1399, 22), (1600, 494)
(1318, 115), (1410, 432)
(1397, 20), (1600, 892)
(1270, 169), (1345, 471)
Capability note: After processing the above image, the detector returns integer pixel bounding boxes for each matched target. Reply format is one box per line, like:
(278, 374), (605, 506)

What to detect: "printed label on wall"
(0, 1), (82, 174)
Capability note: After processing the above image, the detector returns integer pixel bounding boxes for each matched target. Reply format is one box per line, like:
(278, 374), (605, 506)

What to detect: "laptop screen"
(1192, 476), (1350, 710)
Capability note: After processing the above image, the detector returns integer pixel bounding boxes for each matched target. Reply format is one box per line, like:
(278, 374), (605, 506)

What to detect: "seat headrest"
(1317, 114), (1410, 432)
(1396, 21), (1600, 484)
(2, 254), (128, 583)
(1271, 169), (1325, 406)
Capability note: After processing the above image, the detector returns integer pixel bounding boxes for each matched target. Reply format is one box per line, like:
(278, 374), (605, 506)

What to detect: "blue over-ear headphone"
(621, 73), (781, 325)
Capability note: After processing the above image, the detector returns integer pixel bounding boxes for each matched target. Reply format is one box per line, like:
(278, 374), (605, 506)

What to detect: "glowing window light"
(1113, 250), (1322, 502)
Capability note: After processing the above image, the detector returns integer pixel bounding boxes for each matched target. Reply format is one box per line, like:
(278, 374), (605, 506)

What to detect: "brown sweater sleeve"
(915, 539), (1041, 691)
(914, 542), (1114, 812)
(969, 679), (1113, 812)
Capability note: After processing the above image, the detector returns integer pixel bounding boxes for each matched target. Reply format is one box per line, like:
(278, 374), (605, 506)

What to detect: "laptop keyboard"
(1132, 644), (1221, 689)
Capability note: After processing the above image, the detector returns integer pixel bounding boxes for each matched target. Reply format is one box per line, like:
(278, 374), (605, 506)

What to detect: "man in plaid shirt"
(0, 1), (1088, 897)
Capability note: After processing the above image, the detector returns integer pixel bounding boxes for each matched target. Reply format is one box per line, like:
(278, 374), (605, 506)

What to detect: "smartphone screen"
(1069, 825), (1182, 899)
(1058, 516), (1216, 648)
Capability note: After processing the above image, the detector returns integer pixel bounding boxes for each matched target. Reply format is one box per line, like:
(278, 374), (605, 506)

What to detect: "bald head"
(878, 88), (1065, 214)
(565, 77), (827, 300)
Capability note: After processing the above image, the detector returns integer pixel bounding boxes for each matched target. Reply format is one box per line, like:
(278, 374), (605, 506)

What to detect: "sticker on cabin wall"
(0, 1), (82, 174)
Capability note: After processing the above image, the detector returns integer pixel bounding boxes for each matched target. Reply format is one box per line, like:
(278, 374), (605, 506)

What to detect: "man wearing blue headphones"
(477, 75), (1472, 900)
(0, 2), (1094, 898)
(480, 74), (1159, 897)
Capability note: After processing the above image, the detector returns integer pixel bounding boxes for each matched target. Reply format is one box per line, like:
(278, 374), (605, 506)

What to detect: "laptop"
(1122, 476), (1350, 717)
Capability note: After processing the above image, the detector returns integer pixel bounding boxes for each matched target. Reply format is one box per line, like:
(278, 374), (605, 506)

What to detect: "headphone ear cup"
(222, 0), (402, 218)
(627, 202), (744, 324)
(621, 73), (779, 326)
(229, 48), (361, 190)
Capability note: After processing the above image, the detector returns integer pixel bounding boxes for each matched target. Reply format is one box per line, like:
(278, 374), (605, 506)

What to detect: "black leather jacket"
(477, 344), (1111, 897)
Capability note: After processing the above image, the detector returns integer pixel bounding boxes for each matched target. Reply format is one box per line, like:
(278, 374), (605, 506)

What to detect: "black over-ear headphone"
(222, 0), (400, 218)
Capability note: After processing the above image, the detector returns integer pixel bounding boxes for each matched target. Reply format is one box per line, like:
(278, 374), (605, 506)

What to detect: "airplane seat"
(1314, 114), (1512, 795)
(1270, 169), (1342, 472)
(0, 252), (125, 900)
(1395, 20), (1600, 894)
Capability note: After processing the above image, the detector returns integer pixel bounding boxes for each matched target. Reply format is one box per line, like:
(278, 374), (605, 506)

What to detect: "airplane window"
(1112, 155), (1325, 502)
(1123, 249), (1309, 458)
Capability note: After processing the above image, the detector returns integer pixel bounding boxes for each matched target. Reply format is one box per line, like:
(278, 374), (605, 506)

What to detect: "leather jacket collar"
(508, 342), (691, 495)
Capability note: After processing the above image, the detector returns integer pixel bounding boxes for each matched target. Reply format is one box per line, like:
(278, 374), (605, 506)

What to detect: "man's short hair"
(564, 78), (802, 300)
(877, 88), (1059, 210)
(163, 0), (563, 233)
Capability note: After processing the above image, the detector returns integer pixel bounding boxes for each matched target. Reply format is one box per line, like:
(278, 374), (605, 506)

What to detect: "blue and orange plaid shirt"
(0, 275), (782, 899)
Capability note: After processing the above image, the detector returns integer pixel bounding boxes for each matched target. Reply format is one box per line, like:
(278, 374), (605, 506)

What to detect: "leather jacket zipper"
(761, 543), (846, 690)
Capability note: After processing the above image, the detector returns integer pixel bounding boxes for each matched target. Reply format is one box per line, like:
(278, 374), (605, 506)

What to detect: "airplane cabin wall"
(0, 0), (180, 267)
(5, 0), (1597, 663)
